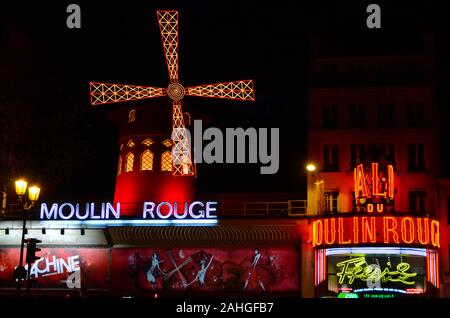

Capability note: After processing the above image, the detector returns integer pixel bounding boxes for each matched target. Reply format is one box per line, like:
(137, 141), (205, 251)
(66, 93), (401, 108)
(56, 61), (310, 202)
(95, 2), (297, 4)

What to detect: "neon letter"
(401, 217), (415, 244)
(416, 218), (430, 245)
(324, 219), (336, 245)
(362, 217), (376, 243)
(383, 217), (399, 244)
(431, 220), (440, 248)
(354, 164), (369, 199)
(338, 218), (351, 244)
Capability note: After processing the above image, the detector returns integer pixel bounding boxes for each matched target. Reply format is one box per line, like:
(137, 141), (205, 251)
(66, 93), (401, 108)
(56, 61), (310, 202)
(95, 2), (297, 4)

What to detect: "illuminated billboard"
(315, 247), (439, 297)
(111, 247), (298, 292)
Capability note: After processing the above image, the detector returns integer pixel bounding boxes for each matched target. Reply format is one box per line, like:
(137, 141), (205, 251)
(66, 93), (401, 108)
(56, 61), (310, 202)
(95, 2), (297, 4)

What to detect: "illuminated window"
(125, 153), (134, 172)
(140, 150), (154, 171)
(128, 109), (136, 123)
(351, 191), (357, 212)
(142, 138), (153, 147)
(162, 139), (172, 148)
(323, 144), (339, 172)
(408, 144), (425, 171)
(117, 156), (122, 175)
(127, 140), (135, 148)
(325, 191), (339, 213)
(322, 104), (338, 129)
(161, 151), (172, 172)
(409, 191), (426, 214)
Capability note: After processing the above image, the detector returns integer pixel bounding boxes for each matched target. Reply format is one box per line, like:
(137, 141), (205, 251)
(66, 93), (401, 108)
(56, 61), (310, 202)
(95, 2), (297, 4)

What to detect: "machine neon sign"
(40, 201), (218, 224)
(336, 257), (417, 285)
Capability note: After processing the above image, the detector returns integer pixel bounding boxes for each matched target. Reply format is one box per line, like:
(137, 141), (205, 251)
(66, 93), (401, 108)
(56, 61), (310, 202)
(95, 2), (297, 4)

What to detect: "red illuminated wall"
(111, 247), (298, 292)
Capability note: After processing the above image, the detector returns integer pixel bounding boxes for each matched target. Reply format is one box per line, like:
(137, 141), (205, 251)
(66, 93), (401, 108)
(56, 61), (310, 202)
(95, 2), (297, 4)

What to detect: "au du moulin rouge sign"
(39, 201), (218, 223)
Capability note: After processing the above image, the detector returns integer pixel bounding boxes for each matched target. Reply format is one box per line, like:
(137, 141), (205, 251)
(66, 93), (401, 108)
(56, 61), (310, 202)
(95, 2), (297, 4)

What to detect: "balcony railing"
(218, 200), (308, 217)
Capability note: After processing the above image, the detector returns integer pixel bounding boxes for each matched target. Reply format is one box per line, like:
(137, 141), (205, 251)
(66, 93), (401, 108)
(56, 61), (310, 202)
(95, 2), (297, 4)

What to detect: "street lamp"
(306, 163), (317, 172)
(306, 162), (326, 215)
(13, 179), (41, 297)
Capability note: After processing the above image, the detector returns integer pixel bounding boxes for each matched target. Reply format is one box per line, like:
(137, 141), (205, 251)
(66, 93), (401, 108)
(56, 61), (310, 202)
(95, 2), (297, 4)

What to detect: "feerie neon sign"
(40, 201), (218, 221)
(336, 257), (417, 285)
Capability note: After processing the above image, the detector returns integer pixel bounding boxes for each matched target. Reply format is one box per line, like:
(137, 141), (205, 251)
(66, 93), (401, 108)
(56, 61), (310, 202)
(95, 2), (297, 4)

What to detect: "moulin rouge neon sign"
(39, 201), (218, 225)
(312, 216), (440, 247)
(336, 256), (417, 286)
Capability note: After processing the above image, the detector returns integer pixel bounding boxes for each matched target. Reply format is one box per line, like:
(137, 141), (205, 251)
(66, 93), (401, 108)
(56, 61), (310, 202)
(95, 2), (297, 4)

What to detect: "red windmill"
(90, 10), (255, 214)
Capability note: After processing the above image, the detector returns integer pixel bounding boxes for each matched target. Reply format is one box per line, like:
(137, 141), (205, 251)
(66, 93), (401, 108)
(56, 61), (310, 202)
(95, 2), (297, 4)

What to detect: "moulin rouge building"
(0, 13), (447, 298)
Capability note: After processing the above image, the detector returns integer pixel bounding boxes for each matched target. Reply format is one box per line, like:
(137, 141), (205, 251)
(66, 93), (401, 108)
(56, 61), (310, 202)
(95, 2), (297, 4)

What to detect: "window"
(349, 104), (365, 128)
(377, 103), (395, 128)
(409, 191), (426, 214)
(142, 138), (153, 147)
(322, 104), (338, 129)
(325, 191), (339, 213)
(161, 151), (172, 172)
(367, 143), (395, 165)
(349, 144), (366, 168)
(323, 144), (339, 172)
(406, 103), (424, 127)
(162, 139), (172, 148)
(408, 144), (425, 171)
(128, 110), (136, 123)
(117, 156), (122, 175)
(351, 191), (358, 212)
(140, 150), (154, 171)
(127, 140), (135, 148)
(125, 153), (134, 172)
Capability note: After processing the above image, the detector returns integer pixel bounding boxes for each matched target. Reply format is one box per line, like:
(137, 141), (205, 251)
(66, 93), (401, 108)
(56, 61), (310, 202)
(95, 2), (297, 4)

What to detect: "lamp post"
(306, 163), (325, 215)
(13, 179), (40, 297)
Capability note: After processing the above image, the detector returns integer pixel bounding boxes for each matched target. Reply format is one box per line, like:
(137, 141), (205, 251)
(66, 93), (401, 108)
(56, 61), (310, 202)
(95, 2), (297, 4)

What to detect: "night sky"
(1, 0), (449, 202)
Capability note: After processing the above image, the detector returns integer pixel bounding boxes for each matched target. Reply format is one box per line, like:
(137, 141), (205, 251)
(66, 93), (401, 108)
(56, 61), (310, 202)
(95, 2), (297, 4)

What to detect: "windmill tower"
(90, 11), (255, 216)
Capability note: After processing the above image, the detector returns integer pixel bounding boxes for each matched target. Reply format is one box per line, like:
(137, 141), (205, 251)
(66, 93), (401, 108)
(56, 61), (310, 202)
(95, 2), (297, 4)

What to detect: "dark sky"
(1, 0), (449, 202)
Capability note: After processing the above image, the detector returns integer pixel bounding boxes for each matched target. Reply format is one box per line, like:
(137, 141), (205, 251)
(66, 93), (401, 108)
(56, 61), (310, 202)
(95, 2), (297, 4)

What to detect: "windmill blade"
(157, 11), (179, 84)
(171, 100), (195, 176)
(185, 80), (255, 101)
(90, 82), (166, 105)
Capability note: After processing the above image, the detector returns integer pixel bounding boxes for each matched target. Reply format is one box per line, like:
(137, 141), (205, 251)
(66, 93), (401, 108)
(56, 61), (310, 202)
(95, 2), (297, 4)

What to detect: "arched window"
(125, 152), (134, 172)
(140, 150), (154, 171)
(161, 151), (172, 172)
(142, 138), (153, 147)
(117, 155), (122, 175)
(162, 139), (172, 148)
(128, 109), (136, 123)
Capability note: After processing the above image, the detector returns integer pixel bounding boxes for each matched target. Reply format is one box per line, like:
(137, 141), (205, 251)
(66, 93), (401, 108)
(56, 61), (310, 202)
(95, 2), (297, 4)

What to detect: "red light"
(154, 293), (158, 299)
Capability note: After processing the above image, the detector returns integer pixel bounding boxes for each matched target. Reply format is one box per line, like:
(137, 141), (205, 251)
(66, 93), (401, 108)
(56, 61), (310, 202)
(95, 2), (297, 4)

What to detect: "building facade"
(306, 34), (442, 298)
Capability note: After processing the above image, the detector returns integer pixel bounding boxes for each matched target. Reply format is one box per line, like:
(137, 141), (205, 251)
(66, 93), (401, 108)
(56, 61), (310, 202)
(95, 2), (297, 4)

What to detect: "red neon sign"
(354, 163), (394, 200)
(312, 217), (439, 248)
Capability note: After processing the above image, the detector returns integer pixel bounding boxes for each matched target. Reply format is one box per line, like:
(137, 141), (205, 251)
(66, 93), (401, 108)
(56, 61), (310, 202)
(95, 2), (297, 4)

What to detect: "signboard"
(312, 216), (439, 248)
(354, 162), (394, 213)
(0, 248), (108, 289)
(111, 247), (298, 292)
(39, 201), (218, 226)
(328, 254), (426, 295)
